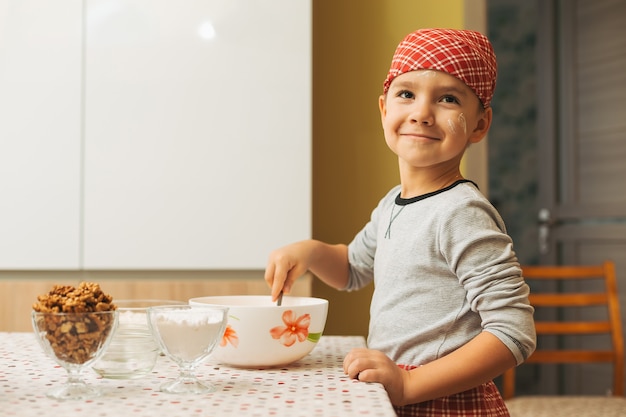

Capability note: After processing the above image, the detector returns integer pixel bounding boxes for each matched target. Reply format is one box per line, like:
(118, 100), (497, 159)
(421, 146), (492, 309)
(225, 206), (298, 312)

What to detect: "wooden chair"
(503, 261), (626, 416)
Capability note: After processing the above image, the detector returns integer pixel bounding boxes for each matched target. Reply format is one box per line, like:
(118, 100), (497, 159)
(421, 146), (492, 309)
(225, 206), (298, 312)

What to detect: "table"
(0, 332), (397, 416)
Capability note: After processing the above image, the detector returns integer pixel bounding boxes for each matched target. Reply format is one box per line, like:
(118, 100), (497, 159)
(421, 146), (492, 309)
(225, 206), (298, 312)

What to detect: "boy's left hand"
(343, 348), (409, 405)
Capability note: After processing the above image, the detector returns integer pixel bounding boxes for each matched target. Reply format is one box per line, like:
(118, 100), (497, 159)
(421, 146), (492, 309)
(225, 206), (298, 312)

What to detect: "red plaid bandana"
(383, 28), (497, 108)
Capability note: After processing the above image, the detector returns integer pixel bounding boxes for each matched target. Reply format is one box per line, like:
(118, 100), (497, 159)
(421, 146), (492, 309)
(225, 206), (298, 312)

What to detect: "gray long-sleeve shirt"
(345, 181), (536, 367)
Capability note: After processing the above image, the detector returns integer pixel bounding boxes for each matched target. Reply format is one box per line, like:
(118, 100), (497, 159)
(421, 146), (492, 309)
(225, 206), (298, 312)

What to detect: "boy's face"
(379, 69), (491, 173)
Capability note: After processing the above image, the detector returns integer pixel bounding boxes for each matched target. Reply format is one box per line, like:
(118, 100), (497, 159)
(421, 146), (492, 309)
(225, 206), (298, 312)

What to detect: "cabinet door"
(83, 0), (311, 269)
(0, 1), (82, 269)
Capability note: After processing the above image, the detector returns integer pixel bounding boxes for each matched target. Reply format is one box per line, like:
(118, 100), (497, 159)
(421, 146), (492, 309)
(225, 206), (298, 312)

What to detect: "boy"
(265, 28), (535, 416)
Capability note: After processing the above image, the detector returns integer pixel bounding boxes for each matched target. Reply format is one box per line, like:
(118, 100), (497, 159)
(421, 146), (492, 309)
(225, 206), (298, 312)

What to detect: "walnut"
(33, 282), (117, 364)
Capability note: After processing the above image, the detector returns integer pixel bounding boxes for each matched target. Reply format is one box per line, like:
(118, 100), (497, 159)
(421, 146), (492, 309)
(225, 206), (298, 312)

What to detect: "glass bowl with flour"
(147, 304), (229, 394)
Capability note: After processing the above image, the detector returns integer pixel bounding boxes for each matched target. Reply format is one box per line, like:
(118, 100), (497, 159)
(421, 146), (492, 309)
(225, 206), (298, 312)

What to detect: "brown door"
(536, 0), (626, 395)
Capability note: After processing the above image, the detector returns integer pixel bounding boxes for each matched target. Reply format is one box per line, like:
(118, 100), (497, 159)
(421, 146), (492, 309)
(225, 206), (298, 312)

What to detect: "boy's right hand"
(264, 240), (312, 302)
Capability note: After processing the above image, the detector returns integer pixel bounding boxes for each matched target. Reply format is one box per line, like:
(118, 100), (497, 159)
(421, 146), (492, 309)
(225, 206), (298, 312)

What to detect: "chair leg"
(503, 368), (516, 400)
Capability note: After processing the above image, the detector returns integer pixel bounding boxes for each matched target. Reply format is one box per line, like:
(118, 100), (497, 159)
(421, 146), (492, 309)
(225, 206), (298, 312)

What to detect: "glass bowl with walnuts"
(31, 282), (118, 400)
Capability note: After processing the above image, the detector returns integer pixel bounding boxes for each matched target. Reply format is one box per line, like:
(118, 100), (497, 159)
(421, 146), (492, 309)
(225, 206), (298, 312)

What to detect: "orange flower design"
(270, 310), (310, 347)
(220, 324), (239, 347)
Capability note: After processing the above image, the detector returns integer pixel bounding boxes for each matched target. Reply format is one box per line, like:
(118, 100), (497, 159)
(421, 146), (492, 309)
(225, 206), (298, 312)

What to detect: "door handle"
(538, 208), (553, 254)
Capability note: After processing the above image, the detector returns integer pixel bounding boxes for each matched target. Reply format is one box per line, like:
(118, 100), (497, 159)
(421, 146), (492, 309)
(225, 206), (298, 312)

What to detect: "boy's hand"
(343, 348), (410, 406)
(264, 241), (311, 301)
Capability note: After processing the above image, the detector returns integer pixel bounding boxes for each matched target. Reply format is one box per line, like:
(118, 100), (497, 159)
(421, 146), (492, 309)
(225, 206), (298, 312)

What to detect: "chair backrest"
(502, 260), (624, 400)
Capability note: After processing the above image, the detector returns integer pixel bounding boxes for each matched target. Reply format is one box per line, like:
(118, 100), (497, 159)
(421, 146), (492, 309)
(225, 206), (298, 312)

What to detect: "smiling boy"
(265, 29), (535, 416)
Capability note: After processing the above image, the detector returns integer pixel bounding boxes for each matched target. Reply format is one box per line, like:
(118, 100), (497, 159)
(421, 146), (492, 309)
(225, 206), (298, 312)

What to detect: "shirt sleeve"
(439, 192), (537, 364)
(344, 210), (378, 292)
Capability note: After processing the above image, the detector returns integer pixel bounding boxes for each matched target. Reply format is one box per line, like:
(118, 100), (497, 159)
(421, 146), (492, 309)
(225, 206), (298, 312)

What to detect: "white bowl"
(188, 295), (328, 368)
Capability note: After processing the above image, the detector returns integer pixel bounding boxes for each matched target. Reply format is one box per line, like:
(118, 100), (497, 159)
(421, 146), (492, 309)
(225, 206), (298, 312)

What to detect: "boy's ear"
(469, 107), (492, 144)
(378, 95), (387, 121)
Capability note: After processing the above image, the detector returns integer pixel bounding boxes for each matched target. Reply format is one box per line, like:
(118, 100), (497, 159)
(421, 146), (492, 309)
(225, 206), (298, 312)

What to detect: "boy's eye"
(397, 90), (414, 99)
(441, 95), (460, 104)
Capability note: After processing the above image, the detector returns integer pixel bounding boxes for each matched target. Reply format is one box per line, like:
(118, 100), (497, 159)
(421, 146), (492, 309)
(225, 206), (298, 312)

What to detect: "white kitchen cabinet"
(0, 1), (82, 269)
(0, 0), (311, 270)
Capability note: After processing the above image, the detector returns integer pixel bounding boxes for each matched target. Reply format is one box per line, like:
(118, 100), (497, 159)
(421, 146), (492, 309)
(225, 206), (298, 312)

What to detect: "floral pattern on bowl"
(220, 310), (322, 349)
(270, 310), (322, 346)
(221, 324), (239, 348)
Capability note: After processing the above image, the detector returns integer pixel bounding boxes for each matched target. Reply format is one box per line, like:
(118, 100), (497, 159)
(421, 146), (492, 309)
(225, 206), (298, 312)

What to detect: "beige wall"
(0, 271), (312, 332)
(311, 0), (486, 336)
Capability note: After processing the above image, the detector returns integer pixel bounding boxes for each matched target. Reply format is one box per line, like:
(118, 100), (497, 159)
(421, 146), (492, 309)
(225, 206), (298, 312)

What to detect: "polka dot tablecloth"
(0, 332), (397, 416)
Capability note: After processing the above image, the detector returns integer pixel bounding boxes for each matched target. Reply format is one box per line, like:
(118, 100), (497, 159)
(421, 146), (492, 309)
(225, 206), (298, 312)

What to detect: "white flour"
(118, 310), (149, 326)
(153, 313), (224, 362)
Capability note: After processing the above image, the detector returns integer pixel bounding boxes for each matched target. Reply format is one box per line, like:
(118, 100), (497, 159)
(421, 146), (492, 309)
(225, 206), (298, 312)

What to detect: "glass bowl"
(91, 299), (184, 379)
(147, 305), (229, 394)
(32, 310), (118, 400)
